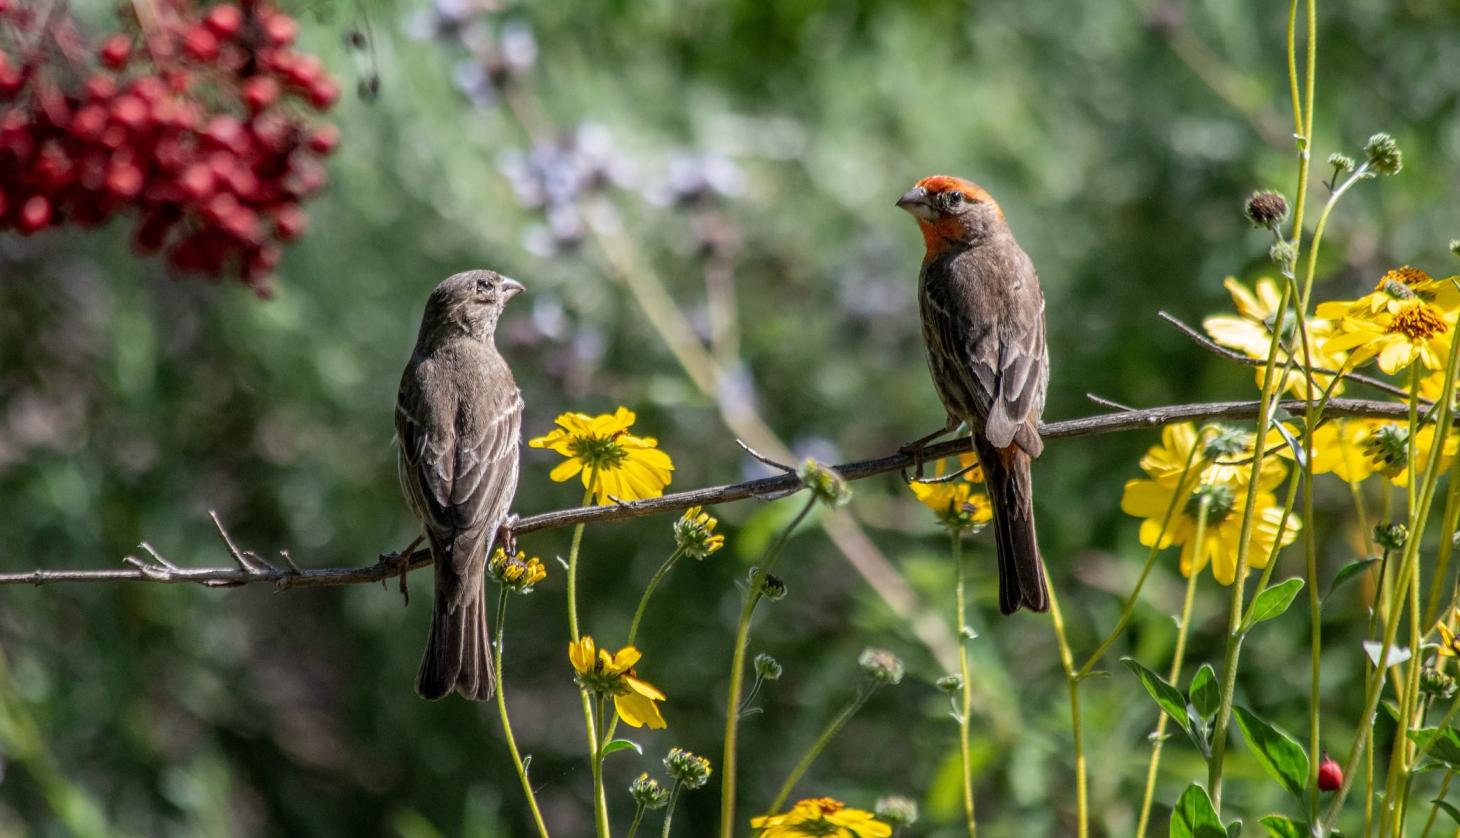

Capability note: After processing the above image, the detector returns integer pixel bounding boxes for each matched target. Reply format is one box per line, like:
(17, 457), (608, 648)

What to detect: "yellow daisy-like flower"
(1305, 419), (1384, 484)
(529, 407), (674, 505)
(1437, 611), (1460, 657)
(1357, 421), (1458, 486)
(487, 547), (547, 593)
(1342, 266), (1460, 316)
(909, 453), (993, 531)
(567, 636), (667, 729)
(673, 506), (726, 559)
(1203, 277), (1348, 398)
(1316, 299), (1455, 375)
(751, 797), (892, 838)
(1421, 369), (1454, 403)
(1120, 422), (1300, 585)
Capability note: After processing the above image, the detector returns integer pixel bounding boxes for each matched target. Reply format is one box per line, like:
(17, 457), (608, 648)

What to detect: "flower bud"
(798, 458), (852, 508)
(674, 506), (725, 559)
(1327, 152), (1356, 174)
(630, 773), (670, 809)
(936, 674), (964, 694)
(1420, 668), (1458, 701)
(874, 796), (919, 827)
(488, 547), (547, 593)
(1269, 240), (1298, 273)
(1318, 754), (1343, 792)
(758, 571), (787, 602)
(858, 647), (905, 686)
(1450, 239), (1460, 259)
(1244, 190), (1289, 229)
(753, 653), (783, 681)
(1364, 132), (1402, 176)
(1374, 522), (1409, 552)
(664, 748), (712, 789)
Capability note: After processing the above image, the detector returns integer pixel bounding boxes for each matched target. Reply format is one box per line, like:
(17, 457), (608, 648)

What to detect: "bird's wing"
(985, 295), (1046, 455)
(923, 273), (998, 422)
(396, 355), (458, 534)
(446, 383), (523, 578)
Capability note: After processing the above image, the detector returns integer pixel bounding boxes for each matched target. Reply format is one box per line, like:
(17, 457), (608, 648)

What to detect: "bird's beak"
(895, 186), (936, 220)
(500, 277), (526, 300)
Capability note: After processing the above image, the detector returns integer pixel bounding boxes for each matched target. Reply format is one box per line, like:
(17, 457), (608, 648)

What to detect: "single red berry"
(261, 13), (297, 46)
(69, 104), (107, 139)
(84, 74), (117, 101)
(273, 204), (306, 240)
(0, 61), (23, 98)
(34, 143), (74, 190)
(306, 78), (340, 110)
(1318, 755), (1342, 792)
(203, 191), (240, 224)
(203, 115), (245, 151)
(106, 161), (145, 197)
(129, 76), (167, 104)
(242, 76), (280, 112)
(179, 163), (215, 200)
(305, 123), (338, 155)
(204, 4), (243, 38)
(183, 26), (220, 62)
(99, 34), (132, 70)
(221, 205), (259, 241)
(110, 94), (148, 130)
(17, 195), (51, 233)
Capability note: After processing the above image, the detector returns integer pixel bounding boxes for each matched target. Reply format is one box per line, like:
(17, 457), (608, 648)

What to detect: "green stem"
(1424, 451), (1460, 627)
(627, 548), (686, 648)
(567, 479), (597, 642)
(1418, 769), (1454, 838)
(719, 496), (818, 838)
(955, 531), (977, 837)
(661, 783), (684, 838)
(1134, 565), (1201, 838)
(1046, 580), (1087, 838)
(764, 684), (877, 816)
(627, 805), (646, 838)
(591, 694), (611, 838)
(493, 589), (552, 838)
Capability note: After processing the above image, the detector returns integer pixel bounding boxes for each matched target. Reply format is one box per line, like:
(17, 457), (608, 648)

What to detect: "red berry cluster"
(0, 1), (340, 294)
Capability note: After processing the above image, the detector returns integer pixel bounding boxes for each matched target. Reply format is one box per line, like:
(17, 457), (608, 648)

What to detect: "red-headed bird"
(397, 270), (525, 699)
(897, 176), (1050, 614)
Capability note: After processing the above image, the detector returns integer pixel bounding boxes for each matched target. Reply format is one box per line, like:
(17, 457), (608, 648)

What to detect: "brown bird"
(897, 175), (1050, 614)
(397, 270), (525, 699)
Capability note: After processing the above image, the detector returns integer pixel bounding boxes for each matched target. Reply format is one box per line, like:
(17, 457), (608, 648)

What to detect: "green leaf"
(1122, 658), (1191, 734)
(1407, 727), (1460, 768)
(1268, 420), (1307, 469)
(1240, 579), (1305, 634)
(1327, 557), (1380, 600)
(1226, 819), (1242, 838)
(1431, 798), (1460, 826)
(1234, 706), (1310, 799)
(1189, 664), (1220, 721)
(600, 739), (642, 758)
(1258, 815), (1307, 838)
(1169, 783), (1225, 838)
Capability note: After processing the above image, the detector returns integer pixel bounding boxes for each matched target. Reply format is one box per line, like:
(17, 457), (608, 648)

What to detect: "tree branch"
(0, 397), (1416, 589)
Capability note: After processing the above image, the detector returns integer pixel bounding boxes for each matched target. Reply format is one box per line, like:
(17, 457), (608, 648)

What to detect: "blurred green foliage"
(3, 0), (1460, 835)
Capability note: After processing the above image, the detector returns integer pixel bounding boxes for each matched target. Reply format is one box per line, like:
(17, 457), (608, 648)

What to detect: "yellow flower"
(1437, 611), (1460, 657)
(1317, 299), (1455, 375)
(908, 453), (992, 531)
(487, 547), (547, 593)
(1357, 422), (1458, 485)
(1342, 266), (1460, 316)
(567, 636), (667, 729)
(751, 798), (892, 838)
(1421, 369), (1453, 403)
(1203, 277), (1347, 398)
(674, 506), (726, 559)
(529, 407), (674, 505)
(1121, 422), (1300, 585)
(1305, 419), (1384, 484)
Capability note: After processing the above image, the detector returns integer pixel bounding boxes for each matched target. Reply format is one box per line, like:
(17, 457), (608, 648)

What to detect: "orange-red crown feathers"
(904, 175), (1004, 260)
(914, 175), (1000, 211)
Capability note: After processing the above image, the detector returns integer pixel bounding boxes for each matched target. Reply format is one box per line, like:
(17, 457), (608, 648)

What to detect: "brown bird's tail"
(978, 441), (1049, 615)
(417, 572), (495, 701)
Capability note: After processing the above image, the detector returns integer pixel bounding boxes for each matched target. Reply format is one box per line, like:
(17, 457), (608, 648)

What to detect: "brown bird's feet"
(495, 515), (519, 555)
(899, 419), (963, 481)
(379, 535), (422, 605)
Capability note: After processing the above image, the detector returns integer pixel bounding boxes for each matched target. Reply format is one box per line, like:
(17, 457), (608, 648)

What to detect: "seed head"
(1364, 133), (1402, 176)
(1244, 190), (1289, 229)
(858, 647), (905, 686)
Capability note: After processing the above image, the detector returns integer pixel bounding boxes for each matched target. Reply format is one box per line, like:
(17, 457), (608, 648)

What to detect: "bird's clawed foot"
(899, 419), (962, 482)
(495, 515), (519, 555)
(379, 535), (422, 605)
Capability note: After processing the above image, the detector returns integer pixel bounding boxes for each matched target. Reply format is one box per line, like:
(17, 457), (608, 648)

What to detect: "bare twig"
(1159, 311), (1417, 402)
(0, 398), (1415, 590)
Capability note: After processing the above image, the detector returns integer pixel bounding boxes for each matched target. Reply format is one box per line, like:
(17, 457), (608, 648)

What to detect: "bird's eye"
(945, 192), (964, 207)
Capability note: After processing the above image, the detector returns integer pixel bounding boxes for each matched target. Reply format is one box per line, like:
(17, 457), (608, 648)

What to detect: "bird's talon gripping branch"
(496, 515), (520, 555)
(909, 460), (983, 485)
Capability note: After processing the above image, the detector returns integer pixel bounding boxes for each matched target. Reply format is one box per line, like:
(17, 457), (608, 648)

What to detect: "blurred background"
(3, 0), (1460, 835)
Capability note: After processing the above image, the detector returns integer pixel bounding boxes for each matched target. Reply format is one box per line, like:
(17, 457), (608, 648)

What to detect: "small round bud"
(674, 506), (725, 559)
(758, 571), (787, 602)
(935, 674), (964, 694)
(858, 647), (905, 686)
(874, 796), (919, 827)
(1364, 132), (1403, 176)
(1270, 240), (1298, 272)
(629, 773), (670, 809)
(798, 458), (852, 508)
(1449, 239), (1460, 259)
(1318, 754), (1343, 792)
(664, 748), (712, 790)
(1328, 152), (1356, 173)
(753, 653), (783, 681)
(1374, 522), (1409, 552)
(1420, 668), (1458, 701)
(1244, 190), (1290, 229)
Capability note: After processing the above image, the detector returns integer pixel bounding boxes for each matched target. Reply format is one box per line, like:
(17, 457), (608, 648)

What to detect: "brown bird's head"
(896, 175), (1006, 260)
(417, 269), (525, 346)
